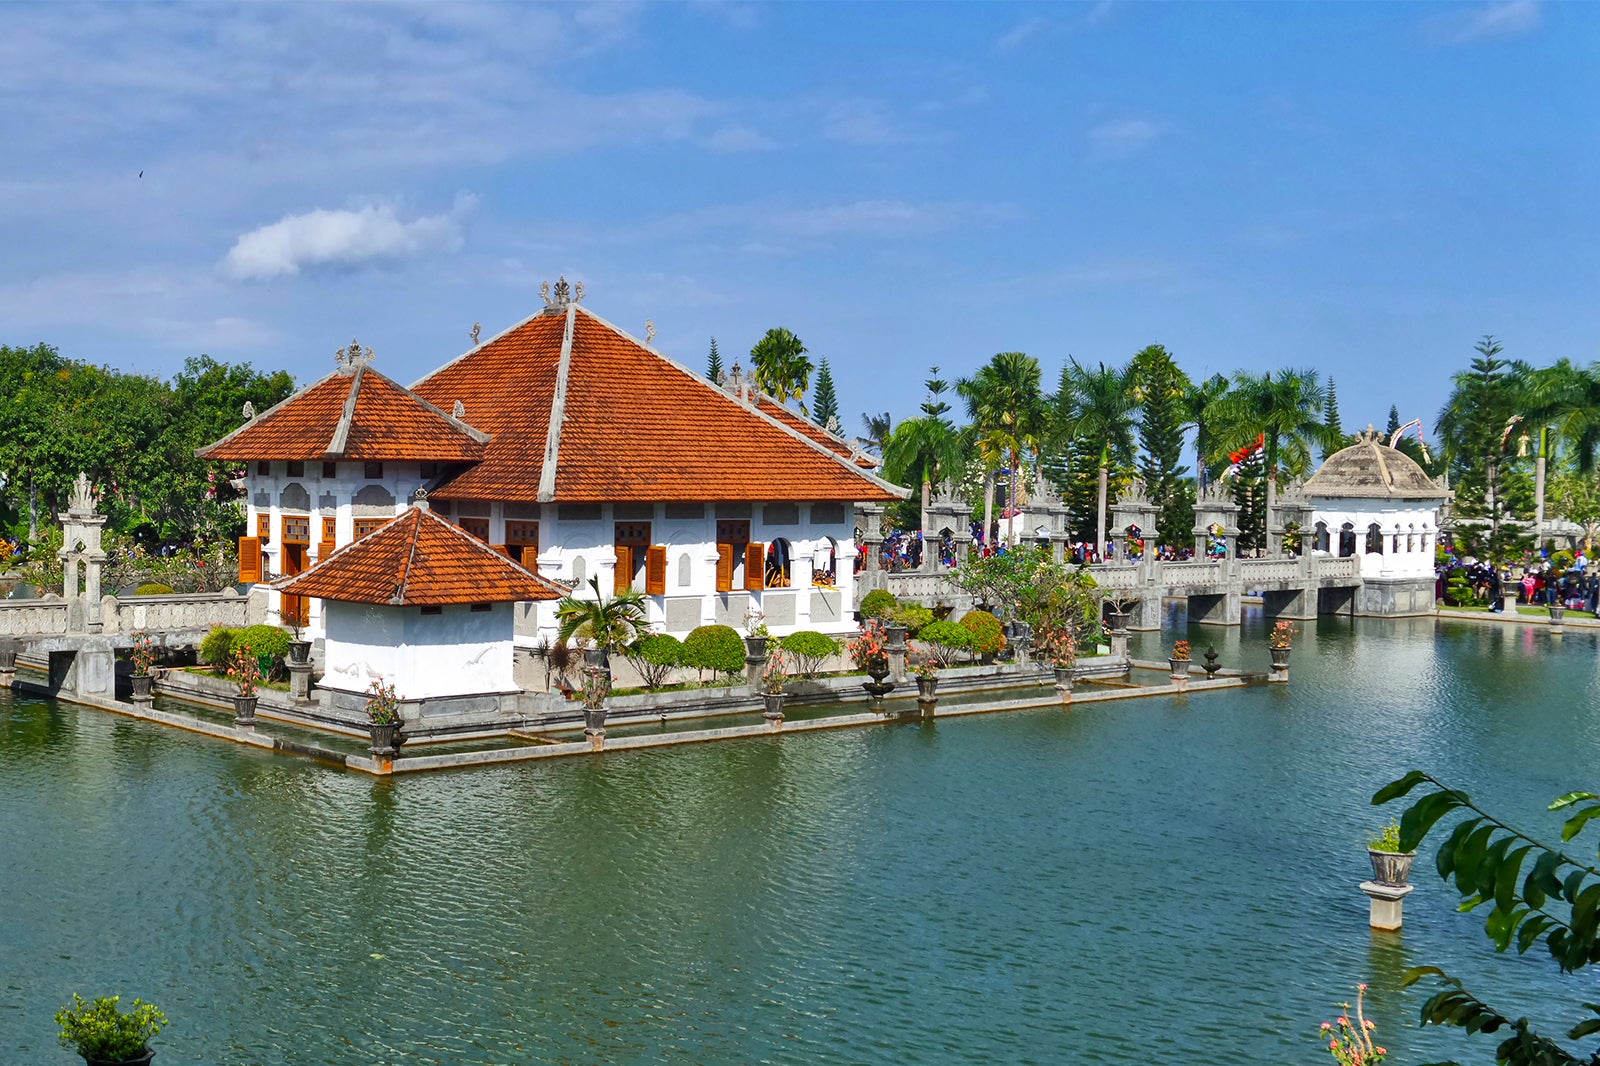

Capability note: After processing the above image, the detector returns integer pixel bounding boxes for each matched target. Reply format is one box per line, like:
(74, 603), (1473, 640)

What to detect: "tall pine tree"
(707, 337), (724, 384)
(1129, 344), (1193, 549)
(1322, 376), (1344, 458)
(1386, 405), (1402, 437)
(922, 366), (951, 419)
(811, 358), (840, 430)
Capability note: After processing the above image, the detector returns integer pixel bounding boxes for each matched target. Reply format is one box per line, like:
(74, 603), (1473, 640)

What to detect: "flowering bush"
(846, 618), (889, 668)
(742, 609), (770, 640)
(1171, 640), (1192, 661)
(365, 678), (401, 724)
(580, 664), (611, 710)
(761, 649), (791, 694)
(1317, 985), (1385, 1065)
(1048, 628), (1078, 668)
(129, 630), (157, 676)
(226, 644), (260, 697)
(1269, 621), (1297, 649)
(910, 649), (939, 679)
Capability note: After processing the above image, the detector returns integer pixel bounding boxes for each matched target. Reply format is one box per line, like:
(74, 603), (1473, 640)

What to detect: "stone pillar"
(886, 623), (908, 683)
(1360, 881), (1413, 931)
(745, 646), (768, 693)
(57, 473), (108, 635)
(0, 638), (17, 688)
(857, 504), (885, 573)
(288, 661), (315, 704)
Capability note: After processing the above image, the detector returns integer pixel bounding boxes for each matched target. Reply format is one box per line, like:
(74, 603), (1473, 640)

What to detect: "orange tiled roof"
(274, 505), (563, 605)
(754, 395), (879, 469)
(413, 305), (904, 503)
(198, 364), (488, 463)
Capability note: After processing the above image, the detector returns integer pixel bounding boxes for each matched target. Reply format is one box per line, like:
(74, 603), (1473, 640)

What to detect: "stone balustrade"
(0, 589), (247, 642)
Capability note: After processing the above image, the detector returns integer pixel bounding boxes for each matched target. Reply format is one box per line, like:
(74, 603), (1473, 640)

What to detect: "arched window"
(1365, 523), (1384, 554)
(1314, 521), (1330, 553)
(1125, 524), (1144, 560)
(1391, 525), (1402, 554)
(1207, 523), (1226, 559)
(765, 538), (792, 589)
(1407, 524), (1416, 553)
(1338, 523), (1357, 558)
(812, 537), (839, 587)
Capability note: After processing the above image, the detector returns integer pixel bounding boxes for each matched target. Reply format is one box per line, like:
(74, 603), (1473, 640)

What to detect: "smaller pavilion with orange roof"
(274, 499), (564, 730)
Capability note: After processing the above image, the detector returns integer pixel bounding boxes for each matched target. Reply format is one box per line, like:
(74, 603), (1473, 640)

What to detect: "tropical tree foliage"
(554, 578), (648, 661)
(811, 357), (840, 430)
(748, 327), (813, 410)
(959, 352), (1048, 545)
(1374, 770), (1600, 1066)
(1128, 344), (1194, 548)
(1436, 337), (1536, 562)
(1053, 358), (1136, 553)
(706, 337), (724, 384)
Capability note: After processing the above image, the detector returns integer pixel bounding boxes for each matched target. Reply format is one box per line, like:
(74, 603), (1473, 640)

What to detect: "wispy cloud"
(223, 195), (477, 281)
(703, 125), (778, 153)
(994, 16), (1047, 52)
(1427, 0), (1541, 43)
(1086, 116), (1172, 160)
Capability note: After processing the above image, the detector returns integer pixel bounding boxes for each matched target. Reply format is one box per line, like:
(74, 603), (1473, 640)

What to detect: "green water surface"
(4, 614), (1599, 1064)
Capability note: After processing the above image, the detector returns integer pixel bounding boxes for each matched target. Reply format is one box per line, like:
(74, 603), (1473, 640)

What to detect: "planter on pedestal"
(1053, 665), (1074, 703)
(1550, 604), (1567, 632)
(861, 655), (895, 712)
(744, 636), (769, 659)
(1168, 657), (1190, 679)
(83, 1050), (156, 1066)
(762, 691), (786, 727)
(286, 640), (312, 666)
(583, 704), (608, 750)
(1368, 848), (1417, 888)
(130, 674), (153, 703)
(232, 694), (257, 726)
(369, 721), (403, 757)
(915, 675), (939, 700)
(1268, 645), (1291, 681)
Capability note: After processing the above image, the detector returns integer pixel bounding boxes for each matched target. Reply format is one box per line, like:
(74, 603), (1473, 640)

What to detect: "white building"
(199, 282), (905, 650)
(1303, 427), (1447, 616)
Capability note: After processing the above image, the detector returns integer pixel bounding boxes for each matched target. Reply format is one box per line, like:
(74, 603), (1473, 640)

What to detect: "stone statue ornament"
(453, 400), (466, 420)
(541, 276), (585, 309)
(67, 472), (98, 516)
(470, 321), (481, 345)
(242, 400), (256, 421)
(336, 338), (374, 370)
(645, 320), (657, 345)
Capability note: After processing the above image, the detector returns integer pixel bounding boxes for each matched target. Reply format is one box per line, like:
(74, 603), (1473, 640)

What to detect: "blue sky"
(2, 0), (1594, 441)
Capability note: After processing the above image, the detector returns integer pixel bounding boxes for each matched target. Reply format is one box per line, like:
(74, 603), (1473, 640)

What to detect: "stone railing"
(1160, 562), (1226, 588)
(0, 590), (247, 640)
(1312, 556), (1362, 582)
(0, 600), (70, 637)
(1238, 558), (1306, 582)
(1086, 564), (1140, 590)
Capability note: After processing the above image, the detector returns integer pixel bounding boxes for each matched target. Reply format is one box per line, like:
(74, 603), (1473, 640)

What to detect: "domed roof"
(1304, 426), (1446, 501)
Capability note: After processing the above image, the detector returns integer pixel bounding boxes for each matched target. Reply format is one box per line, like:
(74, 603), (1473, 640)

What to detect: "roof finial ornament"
(645, 320), (657, 345)
(470, 322), (481, 345)
(336, 338), (374, 371)
(68, 472), (98, 516)
(413, 486), (430, 511)
(242, 400), (256, 421)
(453, 400), (466, 420)
(541, 276), (584, 310)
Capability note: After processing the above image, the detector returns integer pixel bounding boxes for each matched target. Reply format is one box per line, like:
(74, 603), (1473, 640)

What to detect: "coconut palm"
(882, 415), (963, 532)
(1054, 358), (1137, 557)
(958, 352), (1047, 545)
(859, 411), (893, 456)
(1207, 369), (1339, 521)
(554, 577), (648, 667)
(1183, 372), (1232, 490)
(748, 327), (813, 411)
(1525, 359), (1600, 473)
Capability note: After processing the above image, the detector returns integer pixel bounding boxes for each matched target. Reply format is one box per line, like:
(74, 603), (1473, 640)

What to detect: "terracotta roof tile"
(414, 307), (903, 503)
(275, 506), (563, 605)
(754, 396), (879, 469)
(199, 366), (487, 463)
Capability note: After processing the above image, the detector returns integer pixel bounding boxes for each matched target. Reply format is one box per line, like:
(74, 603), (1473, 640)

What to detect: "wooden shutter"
(615, 545), (633, 592)
(321, 516), (337, 543)
(256, 514), (270, 540)
(520, 546), (540, 572)
(645, 545), (667, 595)
(238, 537), (262, 584)
(716, 543), (734, 592)
(745, 542), (765, 591)
(317, 539), (336, 565)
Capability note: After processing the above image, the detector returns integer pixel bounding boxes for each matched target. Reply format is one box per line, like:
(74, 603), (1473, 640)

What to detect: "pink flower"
(1357, 983), (1368, 991)
(1320, 1022), (1332, 1031)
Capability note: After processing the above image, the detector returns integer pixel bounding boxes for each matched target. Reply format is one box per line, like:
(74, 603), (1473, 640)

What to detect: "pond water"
(3, 614), (1599, 1064)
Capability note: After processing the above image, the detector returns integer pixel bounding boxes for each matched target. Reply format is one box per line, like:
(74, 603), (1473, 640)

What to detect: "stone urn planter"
(1168, 657), (1190, 679)
(583, 704), (608, 750)
(232, 694), (257, 726)
(83, 1052), (156, 1066)
(1550, 604), (1567, 631)
(1107, 608), (1130, 632)
(1053, 665), (1074, 689)
(368, 721), (403, 757)
(130, 674), (153, 702)
(1368, 848), (1417, 887)
(744, 635), (769, 659)
(1269, 645), (1291, 680)
(915, 675), (939, 700)
(884, 623), (908, 649)
(862, 655), (895, 712)
(762, 691), (786, 726)
(286, 640), (312, 666)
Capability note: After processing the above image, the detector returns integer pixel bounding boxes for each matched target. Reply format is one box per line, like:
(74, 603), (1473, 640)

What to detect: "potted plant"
(1050, 629), (1078, 690)
(55, 993), (166, 1066)
(581, 663), (610, 746)
(1367, 820), (1416, 887)
(743, 609), (770, 659)
(911, 649), (940, 699)
(847, 618), (895, 709)
(226, 643), (261, 726)
(285, 619), (311, 667)
(1268, 621), (1295, 674)
(1168, 639), (1192, 679)
(761, 648), (790, 723)
(129, 630), (156, 703)
(365, 678), (403, 756)
(555, 577), (647, 673)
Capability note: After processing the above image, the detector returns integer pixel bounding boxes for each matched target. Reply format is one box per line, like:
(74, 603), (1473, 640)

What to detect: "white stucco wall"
(1310, 498), (1442, 579)
(320, 599), (515, 699)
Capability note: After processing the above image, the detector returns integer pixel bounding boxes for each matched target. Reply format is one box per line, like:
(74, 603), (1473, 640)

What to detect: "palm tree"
(749, 328), (813, 411)
(859, 412), (893, 456)
(1183, 372), (1231, 490)
(1055, 359), (1137, 557)
(882, 415), (963, 532)
(555, 577), (648, 668)
(958, 352), (1047, 545)
(1207, 369), (1338, 523)
(1526, 359), (1600, 473)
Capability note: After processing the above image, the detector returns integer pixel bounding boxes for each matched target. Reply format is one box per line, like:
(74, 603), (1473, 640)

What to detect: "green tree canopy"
(749, 327), (813, 410)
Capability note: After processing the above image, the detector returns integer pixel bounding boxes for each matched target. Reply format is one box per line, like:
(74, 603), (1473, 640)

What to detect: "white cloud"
(703, 125), (778, 153)
(994, 17), (1047, 52)
(1087, 116), (1172, 160)
(1429, 0), (1541, 43)
(223, 196), (476, 281)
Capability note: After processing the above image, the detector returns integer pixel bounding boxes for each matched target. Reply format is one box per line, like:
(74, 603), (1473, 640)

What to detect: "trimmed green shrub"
(133, 583), (175, 595)
(231, 624), (291, 678)
(779, 630), (841, 677)
(859, 589), (897, 620)
(960, 610), (1007, 658)
(682, 624), (745, 678)
(889, 604), (934, 637)
(199, 627), (240, 666)
(919, 619), (973, 667)
(626, 633), (683, 691)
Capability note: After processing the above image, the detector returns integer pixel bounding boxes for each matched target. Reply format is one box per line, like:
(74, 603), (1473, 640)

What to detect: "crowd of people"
(1437, 549), (1599, 613)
